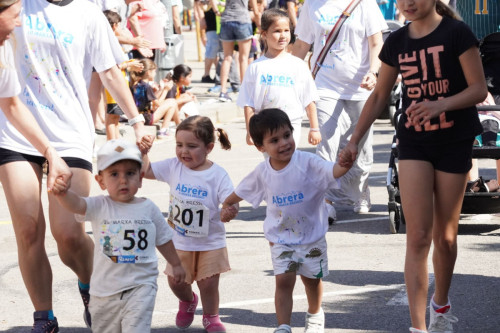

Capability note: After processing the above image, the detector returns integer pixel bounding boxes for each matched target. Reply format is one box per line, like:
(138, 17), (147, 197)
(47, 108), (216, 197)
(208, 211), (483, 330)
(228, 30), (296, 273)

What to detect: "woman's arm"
(0, 96), (72, 193)
(291, 39), (311, 60)
(360, 32), (384, 91)
(243, 106), (255, 145)
(340, 63), (399, 166)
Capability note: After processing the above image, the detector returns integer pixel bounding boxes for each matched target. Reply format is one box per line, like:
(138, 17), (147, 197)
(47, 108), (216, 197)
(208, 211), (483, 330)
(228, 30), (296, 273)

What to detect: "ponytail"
(436, 0), (462, 20)
(216, 128), (231, 150)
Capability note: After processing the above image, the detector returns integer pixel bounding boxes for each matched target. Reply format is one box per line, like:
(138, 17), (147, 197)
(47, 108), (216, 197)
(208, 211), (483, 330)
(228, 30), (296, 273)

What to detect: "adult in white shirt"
(0, 0), (152, 330)
(292, 0), (387, 216)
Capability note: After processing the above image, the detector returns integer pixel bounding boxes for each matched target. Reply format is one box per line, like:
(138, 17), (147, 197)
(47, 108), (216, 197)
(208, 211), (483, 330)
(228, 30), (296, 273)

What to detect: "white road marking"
(335, 216), (388, 224)
(153, 283), (406, 315)
(386, 273), (435, 306)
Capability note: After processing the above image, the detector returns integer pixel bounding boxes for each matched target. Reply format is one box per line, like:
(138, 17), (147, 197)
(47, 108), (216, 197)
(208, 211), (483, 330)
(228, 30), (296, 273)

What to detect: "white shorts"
(270, 236), (329, 279)
(89, 284), (157, 333)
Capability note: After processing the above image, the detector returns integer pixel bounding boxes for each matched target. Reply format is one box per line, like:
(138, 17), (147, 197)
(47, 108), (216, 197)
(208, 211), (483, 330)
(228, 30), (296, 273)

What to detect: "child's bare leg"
(300, 276), (323, 314)
(197, 274), (220, 315)
(153, 99), (178, 131)
(275, 272), (296, 325)
(168, 275), (193, 301)
(105, 114), (120, 140)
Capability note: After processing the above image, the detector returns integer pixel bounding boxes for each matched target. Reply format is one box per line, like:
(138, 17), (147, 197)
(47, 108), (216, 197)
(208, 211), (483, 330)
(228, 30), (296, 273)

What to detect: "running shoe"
(305, 308), (325, 333)
(176, 292), (198, 329)
(201, 75), (215, 83)
(202, 314), (226, 333)
(219, 92), (232, 102)
(273, 324), (292, 333)
(32, 311), (59, 333)
(354, 187), (371, 213)
(79, 284), (91, 328)
(428, 300), (458, 333)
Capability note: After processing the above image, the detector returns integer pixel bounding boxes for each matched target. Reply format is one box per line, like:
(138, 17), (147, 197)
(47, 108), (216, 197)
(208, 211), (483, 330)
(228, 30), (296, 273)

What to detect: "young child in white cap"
(54, 139), (185, 332)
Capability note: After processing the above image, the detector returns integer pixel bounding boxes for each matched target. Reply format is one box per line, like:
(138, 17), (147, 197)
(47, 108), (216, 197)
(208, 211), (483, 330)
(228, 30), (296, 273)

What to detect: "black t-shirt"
(204, 8), (217, 32)
(380, 16), (482, 145)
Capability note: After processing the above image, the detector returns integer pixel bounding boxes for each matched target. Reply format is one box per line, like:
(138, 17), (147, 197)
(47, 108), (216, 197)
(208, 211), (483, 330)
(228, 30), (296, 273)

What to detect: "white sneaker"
(327, 203), (337, 224)
(354, 187), (371, 213)
(409, 328), (427, 333)
(274, 324), (292, 333)
(304, 308), (324, 333)
(428, 300), (458, 333)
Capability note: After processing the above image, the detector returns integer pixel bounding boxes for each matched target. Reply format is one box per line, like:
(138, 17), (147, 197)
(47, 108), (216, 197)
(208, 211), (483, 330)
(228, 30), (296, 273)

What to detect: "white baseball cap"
(96, 139), (142, 172)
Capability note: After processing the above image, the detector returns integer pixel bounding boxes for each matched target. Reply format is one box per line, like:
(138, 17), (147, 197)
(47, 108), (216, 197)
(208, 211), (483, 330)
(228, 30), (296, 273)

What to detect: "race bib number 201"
(168, 194), (210, 237)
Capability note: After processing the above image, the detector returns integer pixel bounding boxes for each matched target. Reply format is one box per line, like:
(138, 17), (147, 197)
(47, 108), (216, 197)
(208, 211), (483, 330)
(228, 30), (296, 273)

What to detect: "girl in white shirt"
(142, 115), (235, 333)
(237, 8), (322, 147)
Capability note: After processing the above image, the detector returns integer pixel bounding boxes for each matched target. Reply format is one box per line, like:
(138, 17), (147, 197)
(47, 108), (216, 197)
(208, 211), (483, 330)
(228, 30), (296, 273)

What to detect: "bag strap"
(311, 0), (363, 79)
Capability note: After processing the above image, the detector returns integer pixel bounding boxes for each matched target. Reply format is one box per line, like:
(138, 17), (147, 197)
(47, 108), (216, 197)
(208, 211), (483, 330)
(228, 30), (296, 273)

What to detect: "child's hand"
(50, 177), (70, 195)
(127, 59), (144, 73)
(220, 204), (238, 222)
(166, 264), (186, 284)
(338, 144), (356, 169)
(139, 135), (155, 154)
(308, 130), (322, 146)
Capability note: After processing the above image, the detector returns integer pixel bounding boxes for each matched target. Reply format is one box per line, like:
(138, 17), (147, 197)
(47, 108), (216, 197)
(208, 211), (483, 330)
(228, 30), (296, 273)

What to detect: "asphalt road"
(1, 118), (499, 332)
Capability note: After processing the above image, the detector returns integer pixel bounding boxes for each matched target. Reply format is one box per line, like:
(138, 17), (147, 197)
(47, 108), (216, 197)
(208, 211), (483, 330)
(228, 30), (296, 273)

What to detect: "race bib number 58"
(168, 194), (210, 237)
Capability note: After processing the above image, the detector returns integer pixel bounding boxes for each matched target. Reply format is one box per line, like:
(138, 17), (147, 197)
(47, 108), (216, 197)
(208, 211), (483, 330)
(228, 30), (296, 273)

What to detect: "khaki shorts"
(90, 284), (156, 333)
(270, 236), (329, 279)
(166, 247), (231, 284)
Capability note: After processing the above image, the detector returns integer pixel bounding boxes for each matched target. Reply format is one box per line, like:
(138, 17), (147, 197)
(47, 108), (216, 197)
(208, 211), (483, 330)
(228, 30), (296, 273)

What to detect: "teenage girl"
(142, 115), (235, 333)
(129, 58), (179, 139)
(236, 8), (321, 147)
(339, 1), (487, 332)
(165, 64), (199, 119)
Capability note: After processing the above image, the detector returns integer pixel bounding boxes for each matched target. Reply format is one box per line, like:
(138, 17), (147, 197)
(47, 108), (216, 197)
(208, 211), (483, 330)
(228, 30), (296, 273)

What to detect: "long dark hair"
(436, 0), (461, 20)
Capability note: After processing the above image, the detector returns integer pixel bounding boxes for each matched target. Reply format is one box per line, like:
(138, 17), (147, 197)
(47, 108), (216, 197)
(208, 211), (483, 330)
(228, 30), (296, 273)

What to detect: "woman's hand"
(406, 100), (443, 126)
(45, 147), (72, 194)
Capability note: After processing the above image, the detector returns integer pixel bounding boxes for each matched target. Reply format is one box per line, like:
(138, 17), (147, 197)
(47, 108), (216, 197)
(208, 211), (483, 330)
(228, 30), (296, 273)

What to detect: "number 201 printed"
(171, 205), (204, 227)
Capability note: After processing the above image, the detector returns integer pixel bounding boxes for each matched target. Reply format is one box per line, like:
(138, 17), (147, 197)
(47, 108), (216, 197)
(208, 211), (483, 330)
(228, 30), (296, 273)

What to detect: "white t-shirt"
(235, 150), (340, 245)
(237, 53), (319, 124)
(88, 0), (121, 11)
(81, 196), (173, 297)
(295, 0), (387, 100)
(151, 158), (234, 251)
(0, 41), (20, 99)
(0, 0), (126, 163)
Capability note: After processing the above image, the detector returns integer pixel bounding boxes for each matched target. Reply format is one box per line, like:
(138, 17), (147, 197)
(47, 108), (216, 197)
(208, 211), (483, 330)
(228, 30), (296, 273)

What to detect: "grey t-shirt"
(221, 0), (251, 24)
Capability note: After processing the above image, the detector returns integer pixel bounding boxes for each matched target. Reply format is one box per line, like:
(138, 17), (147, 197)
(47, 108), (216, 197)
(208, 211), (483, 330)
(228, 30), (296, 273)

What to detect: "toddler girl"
(142, 115), (234, 332)
(165, 64), (200, 119)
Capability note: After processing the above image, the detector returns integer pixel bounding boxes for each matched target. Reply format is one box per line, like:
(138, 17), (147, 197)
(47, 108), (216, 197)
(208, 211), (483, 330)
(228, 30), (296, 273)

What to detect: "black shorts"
(397, 138), (474, 174)
(107, 103), (124, 116)
(0, 148), (93, 173)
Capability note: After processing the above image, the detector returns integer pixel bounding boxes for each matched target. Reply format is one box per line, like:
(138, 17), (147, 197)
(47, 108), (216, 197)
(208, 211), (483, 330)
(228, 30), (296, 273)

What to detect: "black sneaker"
(32, 311), (59, 333)
(79, 285), (92, 328)
(201, 75), (215, 83)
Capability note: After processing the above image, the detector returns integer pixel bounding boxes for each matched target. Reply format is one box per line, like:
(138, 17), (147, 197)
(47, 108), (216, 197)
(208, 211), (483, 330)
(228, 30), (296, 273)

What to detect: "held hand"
(45, 150), (72, 194)
(167, 265), (186, 284)
(338, 142), (358, 169)
(406, 100), (442, 126)
(308, 130), (322, 146)
(360, 72), (377, 91)
(220, 205), (238, 222)
(138, 135), (155, 154)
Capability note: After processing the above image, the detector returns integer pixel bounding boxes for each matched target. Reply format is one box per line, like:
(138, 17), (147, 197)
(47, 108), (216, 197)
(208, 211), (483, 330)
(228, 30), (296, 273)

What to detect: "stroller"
(386, 32), (500, 234)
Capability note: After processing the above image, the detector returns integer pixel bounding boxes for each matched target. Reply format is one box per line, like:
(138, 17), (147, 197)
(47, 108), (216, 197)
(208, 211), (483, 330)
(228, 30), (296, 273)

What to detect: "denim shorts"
(205, 31), (220, 59)
(219, 21), (253, 42)
(398, 138), (474, 174)
(0, 147), (93, 173)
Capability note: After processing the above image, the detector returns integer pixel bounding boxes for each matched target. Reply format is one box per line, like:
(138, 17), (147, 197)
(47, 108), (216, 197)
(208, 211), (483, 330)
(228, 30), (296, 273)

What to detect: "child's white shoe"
(304, 308), (324, 333)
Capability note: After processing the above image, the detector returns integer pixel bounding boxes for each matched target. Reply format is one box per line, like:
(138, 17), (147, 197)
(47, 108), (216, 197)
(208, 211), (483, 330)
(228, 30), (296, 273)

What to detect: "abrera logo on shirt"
(272, 191), (304, 207)
(260, 74), (294, 87)
(176, 183), (208, 199)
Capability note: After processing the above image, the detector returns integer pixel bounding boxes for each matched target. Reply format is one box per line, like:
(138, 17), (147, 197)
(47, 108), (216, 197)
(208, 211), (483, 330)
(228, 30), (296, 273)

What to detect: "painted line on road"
(154, 283), (406, 316)
(335, 216), (388, 224)
(386, 273), (435, 306)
